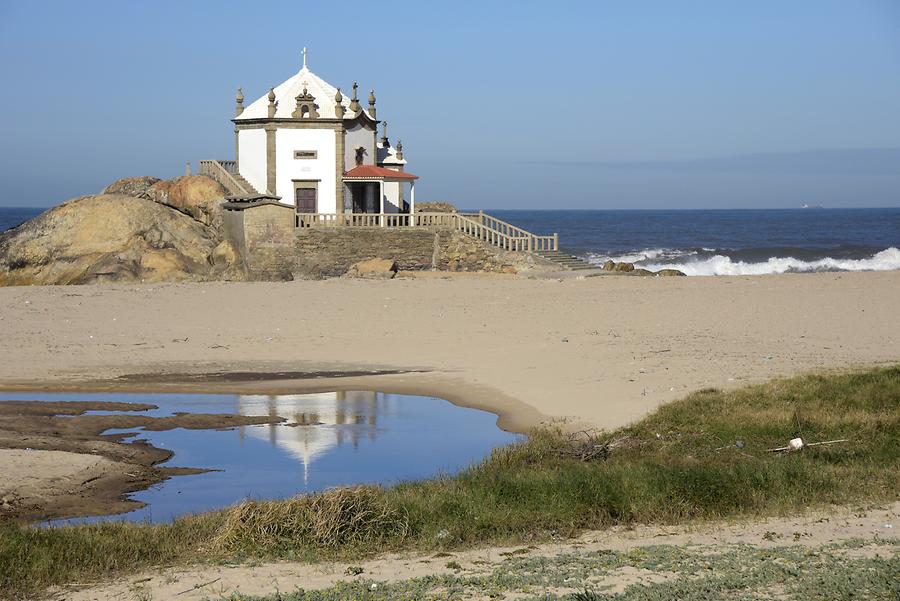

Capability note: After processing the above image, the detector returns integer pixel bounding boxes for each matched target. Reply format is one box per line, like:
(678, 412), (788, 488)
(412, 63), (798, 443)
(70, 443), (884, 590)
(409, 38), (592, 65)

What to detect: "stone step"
(231, 174), (258, 195)
(533, 250), (596, 271)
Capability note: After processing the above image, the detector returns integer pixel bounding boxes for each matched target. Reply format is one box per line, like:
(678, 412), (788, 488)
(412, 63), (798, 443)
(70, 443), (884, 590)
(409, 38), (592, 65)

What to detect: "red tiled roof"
(344, 165), (419, 180)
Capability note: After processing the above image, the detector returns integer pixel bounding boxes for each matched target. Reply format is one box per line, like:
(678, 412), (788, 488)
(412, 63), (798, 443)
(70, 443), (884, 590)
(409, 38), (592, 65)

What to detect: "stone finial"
(396, 139), (403, 160)
(349, 82), (361, 113)
(185, 161), (192, 176)
(267, 87), (277, 118)
(380, 121), (389, 147)
(292, 86), (318, 119)
(367, 89), (376, 119)
(335, 88), (345, 119)
(235, 87), (244, 116)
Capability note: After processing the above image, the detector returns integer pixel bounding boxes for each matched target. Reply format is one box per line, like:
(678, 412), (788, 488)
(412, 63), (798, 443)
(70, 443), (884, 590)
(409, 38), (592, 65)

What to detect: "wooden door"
(295, 187), (317, 213)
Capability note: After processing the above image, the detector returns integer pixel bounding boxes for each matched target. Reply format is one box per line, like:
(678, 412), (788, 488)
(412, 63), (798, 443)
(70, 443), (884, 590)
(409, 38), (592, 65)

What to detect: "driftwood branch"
(556, 431), (631, 462)
(176, 578), (221, 596)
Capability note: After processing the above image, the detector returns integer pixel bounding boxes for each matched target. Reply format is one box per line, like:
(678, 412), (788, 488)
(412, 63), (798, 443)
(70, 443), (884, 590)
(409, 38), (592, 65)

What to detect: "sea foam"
(641, 247), (900, 276)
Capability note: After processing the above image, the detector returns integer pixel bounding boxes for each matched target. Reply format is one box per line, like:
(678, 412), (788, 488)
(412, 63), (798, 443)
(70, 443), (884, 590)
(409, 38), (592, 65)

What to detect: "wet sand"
(0, 400), (283, 522)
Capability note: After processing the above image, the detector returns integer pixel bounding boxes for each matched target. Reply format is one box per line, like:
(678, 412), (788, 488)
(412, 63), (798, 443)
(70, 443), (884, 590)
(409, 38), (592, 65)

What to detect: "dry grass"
(212, 486), (410, 554)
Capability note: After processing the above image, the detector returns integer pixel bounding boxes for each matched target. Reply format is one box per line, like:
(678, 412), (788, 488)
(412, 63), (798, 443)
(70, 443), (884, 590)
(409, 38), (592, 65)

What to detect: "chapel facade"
(231, 49), (417, 216)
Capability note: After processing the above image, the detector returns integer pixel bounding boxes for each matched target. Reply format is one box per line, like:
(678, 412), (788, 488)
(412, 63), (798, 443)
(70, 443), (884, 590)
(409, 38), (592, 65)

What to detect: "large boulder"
(145, 175), (228, 230)
(656, 268), (687, 277)
(345, 258), (398, 279)
(101, 176), (161, 198)
(414, 202), (457, 213)
(0, 194), (226, 286)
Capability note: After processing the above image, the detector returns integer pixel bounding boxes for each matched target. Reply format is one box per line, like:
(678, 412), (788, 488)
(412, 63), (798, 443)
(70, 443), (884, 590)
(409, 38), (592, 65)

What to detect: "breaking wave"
(585, 248), (710, 264)
(642, 247), (900, 276)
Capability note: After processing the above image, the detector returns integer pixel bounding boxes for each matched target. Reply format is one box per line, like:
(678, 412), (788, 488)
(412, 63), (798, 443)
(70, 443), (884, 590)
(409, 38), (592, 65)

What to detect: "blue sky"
(1, 0), (899, 209)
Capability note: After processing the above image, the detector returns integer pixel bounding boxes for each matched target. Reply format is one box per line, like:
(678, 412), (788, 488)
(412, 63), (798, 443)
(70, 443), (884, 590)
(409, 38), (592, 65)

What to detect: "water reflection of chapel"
(236, 391), (387, 484)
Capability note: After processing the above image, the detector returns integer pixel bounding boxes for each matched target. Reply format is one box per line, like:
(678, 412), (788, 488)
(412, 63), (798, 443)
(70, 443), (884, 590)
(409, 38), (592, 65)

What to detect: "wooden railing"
(198, 160), (249, 196)
(295, 211), (558, 252)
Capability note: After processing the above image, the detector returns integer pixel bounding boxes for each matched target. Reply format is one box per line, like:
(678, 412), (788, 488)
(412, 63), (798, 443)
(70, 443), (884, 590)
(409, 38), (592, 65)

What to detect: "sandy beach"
(0, 271), (897, 430)
(0, 271), (898, 520)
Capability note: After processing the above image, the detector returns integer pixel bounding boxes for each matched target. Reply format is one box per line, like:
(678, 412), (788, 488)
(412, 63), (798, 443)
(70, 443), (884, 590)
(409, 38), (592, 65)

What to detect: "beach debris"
(436, 529), (450, 540)
(561, 337), (569, 343)
(176, 577), (221, 596)
(556, 430), (630, 461)
(766, 437), (850, 453)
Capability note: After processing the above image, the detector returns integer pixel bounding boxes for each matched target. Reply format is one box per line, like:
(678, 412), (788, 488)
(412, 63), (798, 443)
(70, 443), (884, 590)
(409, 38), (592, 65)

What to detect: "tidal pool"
(0, 390), (520, 523)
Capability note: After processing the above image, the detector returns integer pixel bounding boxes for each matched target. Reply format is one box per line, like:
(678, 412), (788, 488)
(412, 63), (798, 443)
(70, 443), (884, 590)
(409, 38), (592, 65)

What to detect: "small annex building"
(217, 48), (417, 217)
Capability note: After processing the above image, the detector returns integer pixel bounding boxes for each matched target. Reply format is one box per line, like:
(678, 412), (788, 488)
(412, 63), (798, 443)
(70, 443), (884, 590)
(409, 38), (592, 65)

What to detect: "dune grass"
(1, 366), (898, 599)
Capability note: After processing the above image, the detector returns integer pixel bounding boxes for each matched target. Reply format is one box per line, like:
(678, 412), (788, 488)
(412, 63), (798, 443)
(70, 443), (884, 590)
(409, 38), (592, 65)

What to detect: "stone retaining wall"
(224, 204), (539, 280)
(293, 228), (436, 278)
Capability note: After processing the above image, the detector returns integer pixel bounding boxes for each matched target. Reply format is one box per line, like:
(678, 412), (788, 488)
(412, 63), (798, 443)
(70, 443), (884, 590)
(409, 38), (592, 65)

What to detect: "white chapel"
(225, 48), (417, 217)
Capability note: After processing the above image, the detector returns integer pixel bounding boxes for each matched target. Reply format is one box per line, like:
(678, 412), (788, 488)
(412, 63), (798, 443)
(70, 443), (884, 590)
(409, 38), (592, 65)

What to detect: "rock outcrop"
(440, 233), (526, 273)
(101, 176), (162, 198)
(599, 259), (686, 277)
(0, 194), (242, 286)
(414, 202), (457, 213)
(145, 176), (228, 230)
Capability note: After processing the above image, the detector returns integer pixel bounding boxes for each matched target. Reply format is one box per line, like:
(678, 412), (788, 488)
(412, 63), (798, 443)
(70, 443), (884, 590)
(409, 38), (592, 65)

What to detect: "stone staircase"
(198, 160), (261, 197)
(533, 249), (597, 271)
(229, 172), (259, 195)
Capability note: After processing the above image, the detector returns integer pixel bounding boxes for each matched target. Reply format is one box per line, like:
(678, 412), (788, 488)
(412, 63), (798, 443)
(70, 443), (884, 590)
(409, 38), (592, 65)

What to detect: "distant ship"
(800, 204), (824, 209)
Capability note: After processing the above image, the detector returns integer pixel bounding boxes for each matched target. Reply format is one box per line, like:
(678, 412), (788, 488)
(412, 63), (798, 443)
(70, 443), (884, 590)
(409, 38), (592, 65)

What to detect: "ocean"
(2, 206), (899, 276)
(489, 208), (900, 276)
(0, 207), (45, 234)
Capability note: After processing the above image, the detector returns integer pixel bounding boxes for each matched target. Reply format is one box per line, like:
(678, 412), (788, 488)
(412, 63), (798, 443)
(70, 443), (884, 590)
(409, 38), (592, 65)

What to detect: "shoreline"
(0, 372), (547, 434)
(0, 400), (285, 523)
